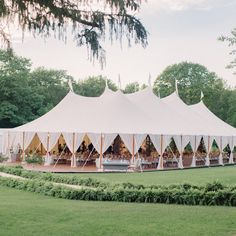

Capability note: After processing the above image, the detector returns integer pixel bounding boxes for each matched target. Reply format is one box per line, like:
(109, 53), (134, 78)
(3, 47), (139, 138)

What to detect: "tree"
(153, 62), (236, 127)
(123, 82), (140, 94)
(29, 67), (72, 114)
(75, 76), (117, 97)
(0, 50), (44, 127)
(0, 0), (147, 65)
(219, 28), (236, 74)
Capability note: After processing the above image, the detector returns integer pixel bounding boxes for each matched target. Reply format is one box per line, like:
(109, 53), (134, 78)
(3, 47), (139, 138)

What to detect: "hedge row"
(0, 166), (109, 188)
(1, 166), (236, 193)
(0, 176), (236, 206)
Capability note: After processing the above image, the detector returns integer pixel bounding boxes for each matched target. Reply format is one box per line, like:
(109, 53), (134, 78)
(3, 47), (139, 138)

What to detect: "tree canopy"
(0, 0), (147, 64)
(153, 62), (236, 127)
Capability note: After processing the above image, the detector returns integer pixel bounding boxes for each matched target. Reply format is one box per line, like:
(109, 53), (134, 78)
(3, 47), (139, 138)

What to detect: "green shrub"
(25, 154), (43, 164)
(0, 154), (8, 163)
(0, 176), (235, 206)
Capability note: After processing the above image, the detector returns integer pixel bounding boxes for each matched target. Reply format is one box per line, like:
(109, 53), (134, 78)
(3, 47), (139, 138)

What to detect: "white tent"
(0, 129), (4, 154)
(162, 91), (236, 166)
(2, 86), (236, 169)
(189, 101), (236, 136)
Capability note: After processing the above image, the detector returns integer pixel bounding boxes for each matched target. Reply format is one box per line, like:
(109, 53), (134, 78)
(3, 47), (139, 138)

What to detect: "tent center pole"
(160, 135), (164, 169)
(99, 134), (103, 170)
(22, 132), (25, 162)
(46, 132), (50, 161)
(71, 132), (76, 167)
(132, 134), (135, 164)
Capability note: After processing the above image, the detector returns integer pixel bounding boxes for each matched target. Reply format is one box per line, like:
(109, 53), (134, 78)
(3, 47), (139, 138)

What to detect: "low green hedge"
(0, 176), (236, 206)
(1, 166), (236, 193)
(25, 154), (43, 164)
(0, 166), (109, 188)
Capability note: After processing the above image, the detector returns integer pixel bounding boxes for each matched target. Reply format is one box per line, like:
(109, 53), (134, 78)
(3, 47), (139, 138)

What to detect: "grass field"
(0, 186), (236, 236)
(68, 166), (236, 186)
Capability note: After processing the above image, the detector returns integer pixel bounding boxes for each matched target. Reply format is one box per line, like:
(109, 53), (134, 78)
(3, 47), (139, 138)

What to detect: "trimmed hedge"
(0, 166), (109, 188)
(0, 176), (236, 206)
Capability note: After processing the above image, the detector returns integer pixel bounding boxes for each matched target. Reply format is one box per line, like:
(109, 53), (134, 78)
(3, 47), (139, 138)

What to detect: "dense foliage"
(0, 0), (147, 65)
(0, 166), (236, 206)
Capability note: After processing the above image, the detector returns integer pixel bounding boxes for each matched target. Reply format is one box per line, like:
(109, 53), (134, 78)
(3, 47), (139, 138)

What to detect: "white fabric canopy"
(63, 132), (85, 153)
(13, 87), (236, 137)
(203, 136), (215, 166)
(120, 134), (147, 155)
(0, 129), (6, 154)
(190, 135), (202, 167)
(149, 134), (161, 154)
(190, 101), (236, 136)
(37, 132), (61, 152)
(229, 136), (235, 164)
(88, 133), (117, 154)
(173, 135), (190, 169)
(4, 86), (235, 163)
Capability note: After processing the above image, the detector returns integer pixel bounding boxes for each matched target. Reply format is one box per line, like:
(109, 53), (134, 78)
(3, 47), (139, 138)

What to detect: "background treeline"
(0, 50), (235, 128)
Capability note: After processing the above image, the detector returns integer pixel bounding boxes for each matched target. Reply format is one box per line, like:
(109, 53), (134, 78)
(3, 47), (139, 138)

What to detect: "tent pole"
(191, 135), (197, 168)
(206, 135), (210, 167)
(7, 131), (10, 160)
(46, 132), (50, 165)
(22, 132), (25, 163)
(22, 132), (25, 162)
(99, 133), (103, 170)
(179, 135), (183, 169)
(132, 134), (135, 164)
(71, 132), (76, 167)
(219, 136), (223, 166)
(159, 135), (164, 170)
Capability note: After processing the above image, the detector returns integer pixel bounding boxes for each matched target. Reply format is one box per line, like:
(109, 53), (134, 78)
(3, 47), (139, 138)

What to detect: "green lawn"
(68, 166), (236, 186)
(0, 186), (236, 236)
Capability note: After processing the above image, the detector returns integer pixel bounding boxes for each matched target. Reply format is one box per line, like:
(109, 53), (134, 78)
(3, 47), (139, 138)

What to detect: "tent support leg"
(22, 132), (25, 163)
(71, 133), (77, 168)
(157, 135), (164, 170)
(132, 134), (135, 164)
(99, 133), (103, 171)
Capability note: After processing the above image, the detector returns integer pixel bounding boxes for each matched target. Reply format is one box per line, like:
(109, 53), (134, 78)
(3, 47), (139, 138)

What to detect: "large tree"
(75, 75), (117, 97)
(153, 62), (236, 127)
(0, 50), (44, 127)
(29, 67), (72, 114)
(0, 0), (147, 64)
(219, 28), (236, 74)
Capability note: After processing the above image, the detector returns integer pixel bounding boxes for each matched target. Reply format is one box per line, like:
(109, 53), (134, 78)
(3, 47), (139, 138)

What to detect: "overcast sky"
(11, 0), (236, 87)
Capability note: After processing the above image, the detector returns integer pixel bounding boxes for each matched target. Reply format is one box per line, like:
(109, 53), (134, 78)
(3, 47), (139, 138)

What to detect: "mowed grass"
(69, 166), (236, 186)
(0, 186), (236, 236)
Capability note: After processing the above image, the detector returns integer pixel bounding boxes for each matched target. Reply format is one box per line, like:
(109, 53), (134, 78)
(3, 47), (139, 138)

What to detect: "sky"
(11, 0), (236, 87)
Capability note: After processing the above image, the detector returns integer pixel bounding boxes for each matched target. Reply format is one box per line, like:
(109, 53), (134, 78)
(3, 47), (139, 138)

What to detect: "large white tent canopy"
(2, 85), (236, 168)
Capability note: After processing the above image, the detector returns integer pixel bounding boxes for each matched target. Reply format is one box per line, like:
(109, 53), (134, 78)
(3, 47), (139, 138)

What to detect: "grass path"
(0, 186), (236, 236)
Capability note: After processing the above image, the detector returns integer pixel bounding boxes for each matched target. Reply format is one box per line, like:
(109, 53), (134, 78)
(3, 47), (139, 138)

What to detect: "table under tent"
(1, 85), (236, 172)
